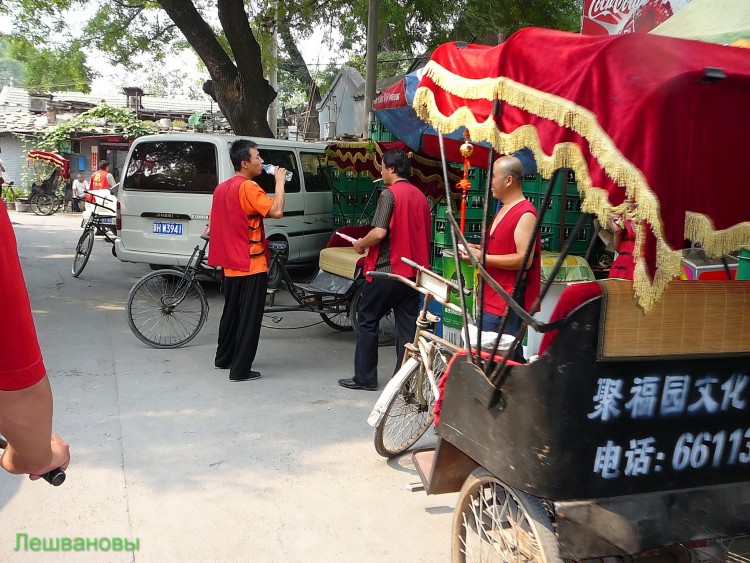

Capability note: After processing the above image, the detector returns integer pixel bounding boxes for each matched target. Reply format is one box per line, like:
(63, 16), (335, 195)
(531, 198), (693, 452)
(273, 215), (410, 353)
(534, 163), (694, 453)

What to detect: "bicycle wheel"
(373, 344), (448, 457)
(452, 467), (562, 563)
(72, 228), (95, 277)
(126, 270), (208, 349)
(350, 283), (396, 347)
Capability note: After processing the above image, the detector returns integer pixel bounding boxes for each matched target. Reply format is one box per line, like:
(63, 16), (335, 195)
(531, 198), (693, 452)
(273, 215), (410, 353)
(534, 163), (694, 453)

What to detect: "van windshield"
(123, 141), (218, 193)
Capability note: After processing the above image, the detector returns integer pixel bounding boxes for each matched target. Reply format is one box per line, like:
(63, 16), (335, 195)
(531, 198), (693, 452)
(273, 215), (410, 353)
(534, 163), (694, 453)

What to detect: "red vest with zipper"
(208, 176), (268, 272)
(363, 180), (431, 281)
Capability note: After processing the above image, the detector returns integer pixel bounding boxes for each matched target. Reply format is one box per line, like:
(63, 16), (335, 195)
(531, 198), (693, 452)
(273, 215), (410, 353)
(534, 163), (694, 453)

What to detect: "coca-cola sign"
(582, 0), (693, 36)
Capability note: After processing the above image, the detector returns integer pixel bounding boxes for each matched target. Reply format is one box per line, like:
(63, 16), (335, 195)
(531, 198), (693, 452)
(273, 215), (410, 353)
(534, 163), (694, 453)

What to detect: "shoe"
(230, 371), (262, 382)
(338, 378), (377, 391)
(214, 364), (230, 369)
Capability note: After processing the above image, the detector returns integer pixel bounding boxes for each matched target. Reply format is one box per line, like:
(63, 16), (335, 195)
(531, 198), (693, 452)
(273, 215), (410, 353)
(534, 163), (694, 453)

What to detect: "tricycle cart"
(385, 28), (750, 561)
(26, 150), (71, 215)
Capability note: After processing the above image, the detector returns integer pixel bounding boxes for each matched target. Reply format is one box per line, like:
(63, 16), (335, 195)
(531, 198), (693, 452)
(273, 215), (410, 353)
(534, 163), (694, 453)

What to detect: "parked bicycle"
(126, 231), (215, 348)
(367, 258), (473, 457)
(71, 191), (117, 278)
(126, 227), (397, 349)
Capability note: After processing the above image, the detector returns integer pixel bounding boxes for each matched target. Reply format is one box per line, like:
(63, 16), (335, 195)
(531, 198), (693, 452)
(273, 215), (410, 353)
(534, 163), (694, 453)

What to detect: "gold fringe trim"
(325, 142), (461, 188)
(412, 62), (698, 311)
(685, 213), (750, 256)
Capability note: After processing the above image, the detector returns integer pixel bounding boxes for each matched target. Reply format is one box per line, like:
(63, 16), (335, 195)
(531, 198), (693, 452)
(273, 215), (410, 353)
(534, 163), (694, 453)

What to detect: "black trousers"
(215, 272), (267, 379)
(354, 277), (420, 387)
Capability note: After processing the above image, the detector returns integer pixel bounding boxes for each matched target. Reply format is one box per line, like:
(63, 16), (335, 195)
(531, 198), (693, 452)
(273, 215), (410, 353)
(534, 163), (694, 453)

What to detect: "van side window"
(122, 141), (218, 193)
(255, 149), (300, 194)
(300, 152), (332, 193)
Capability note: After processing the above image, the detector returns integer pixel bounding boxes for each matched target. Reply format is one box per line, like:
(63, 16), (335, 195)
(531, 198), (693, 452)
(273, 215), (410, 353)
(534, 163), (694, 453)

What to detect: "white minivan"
(114, 133), (334, 269)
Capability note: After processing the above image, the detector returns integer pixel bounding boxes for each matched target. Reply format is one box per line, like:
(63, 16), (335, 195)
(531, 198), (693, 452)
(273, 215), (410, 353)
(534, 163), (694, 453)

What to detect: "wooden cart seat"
(598, 279), (750, 360)
(318, 247), (363, 280)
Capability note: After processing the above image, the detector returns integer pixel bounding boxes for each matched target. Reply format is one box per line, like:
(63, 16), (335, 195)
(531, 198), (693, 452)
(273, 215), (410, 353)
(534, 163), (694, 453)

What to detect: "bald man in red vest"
(461, 155), (541, 362)
(338, 149), (431, 391)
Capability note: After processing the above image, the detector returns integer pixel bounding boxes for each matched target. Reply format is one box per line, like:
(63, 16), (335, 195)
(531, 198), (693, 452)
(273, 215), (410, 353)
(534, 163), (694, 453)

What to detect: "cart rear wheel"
(452, 468), (562, 563)
(350, 283), (396, 347)
(31, 193), (55, 215)
(126, 270), (208, 348)
(319, 309), (353, 331)
(373, 344), (449, 457)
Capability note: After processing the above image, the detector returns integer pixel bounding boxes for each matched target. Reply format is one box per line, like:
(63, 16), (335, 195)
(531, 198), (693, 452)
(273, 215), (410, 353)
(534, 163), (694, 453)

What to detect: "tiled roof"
(0, 86), (218, 134)
(0, 105), (48, 134)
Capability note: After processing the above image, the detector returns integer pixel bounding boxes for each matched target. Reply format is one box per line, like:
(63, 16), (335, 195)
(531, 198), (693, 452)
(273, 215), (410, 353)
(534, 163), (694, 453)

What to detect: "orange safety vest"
(87, 170), (111, 202)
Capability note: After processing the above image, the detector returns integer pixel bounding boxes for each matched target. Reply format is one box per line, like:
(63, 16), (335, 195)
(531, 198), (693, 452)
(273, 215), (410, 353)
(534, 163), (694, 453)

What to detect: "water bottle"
(262, 164), (293, 182)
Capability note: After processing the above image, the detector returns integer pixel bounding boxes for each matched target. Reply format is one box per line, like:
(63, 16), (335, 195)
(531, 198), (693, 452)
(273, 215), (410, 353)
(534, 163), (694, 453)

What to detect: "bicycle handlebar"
(0, 437), (66, 486)
(367, 267), (466, 314)
(80, 190), (116, 215)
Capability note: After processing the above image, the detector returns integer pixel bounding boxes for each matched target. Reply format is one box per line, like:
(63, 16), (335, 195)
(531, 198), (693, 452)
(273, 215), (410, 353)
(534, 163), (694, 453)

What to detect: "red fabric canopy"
(414, 28), (750, 309)
(27, 150), (70, 180)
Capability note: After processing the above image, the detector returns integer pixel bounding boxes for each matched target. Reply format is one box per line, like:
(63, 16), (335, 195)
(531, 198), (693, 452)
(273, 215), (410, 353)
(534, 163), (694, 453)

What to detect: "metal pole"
(364, 0), (379, 138)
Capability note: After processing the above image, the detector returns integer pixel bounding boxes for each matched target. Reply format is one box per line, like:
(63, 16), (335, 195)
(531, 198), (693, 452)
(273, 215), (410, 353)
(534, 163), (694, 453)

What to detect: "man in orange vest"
(87, 160), (115, 202)
(208, 140), (287, 382)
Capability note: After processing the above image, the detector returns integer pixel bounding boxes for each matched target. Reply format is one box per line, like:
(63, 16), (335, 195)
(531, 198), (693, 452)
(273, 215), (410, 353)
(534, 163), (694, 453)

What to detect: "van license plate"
(153, 222), (183, 235)
(99, 217), (115, 225)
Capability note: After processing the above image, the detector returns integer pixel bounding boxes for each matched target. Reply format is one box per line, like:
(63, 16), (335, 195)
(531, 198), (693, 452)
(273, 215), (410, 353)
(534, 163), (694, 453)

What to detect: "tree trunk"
(158, 0), (276, 137)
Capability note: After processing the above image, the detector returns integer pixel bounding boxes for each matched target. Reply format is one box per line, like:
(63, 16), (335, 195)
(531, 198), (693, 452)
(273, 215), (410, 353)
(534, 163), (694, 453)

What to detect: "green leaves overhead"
(36, 103), (154, 152)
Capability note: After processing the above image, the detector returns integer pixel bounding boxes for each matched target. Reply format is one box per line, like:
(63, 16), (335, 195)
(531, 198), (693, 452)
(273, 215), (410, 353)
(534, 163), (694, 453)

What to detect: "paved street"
(1, 210), (456, 562)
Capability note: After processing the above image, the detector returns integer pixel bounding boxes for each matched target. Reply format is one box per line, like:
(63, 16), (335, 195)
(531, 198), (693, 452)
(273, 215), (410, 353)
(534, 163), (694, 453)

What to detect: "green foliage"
(0, 35), (92, 92)
(1, 0), (582, 133)
(36, 103), (155, 152)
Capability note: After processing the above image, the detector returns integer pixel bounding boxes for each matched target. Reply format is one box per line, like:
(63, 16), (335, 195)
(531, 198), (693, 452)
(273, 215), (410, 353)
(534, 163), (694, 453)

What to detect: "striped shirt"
(372, 188), (394, 272)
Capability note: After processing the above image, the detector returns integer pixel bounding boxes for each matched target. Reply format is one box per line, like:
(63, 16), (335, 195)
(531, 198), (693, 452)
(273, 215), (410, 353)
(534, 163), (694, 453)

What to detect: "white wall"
(0, 134), (28, 188)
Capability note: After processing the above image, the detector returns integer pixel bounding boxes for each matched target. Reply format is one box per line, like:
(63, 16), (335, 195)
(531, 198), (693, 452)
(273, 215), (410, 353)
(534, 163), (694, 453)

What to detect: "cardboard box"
(680, 249), (738, 281)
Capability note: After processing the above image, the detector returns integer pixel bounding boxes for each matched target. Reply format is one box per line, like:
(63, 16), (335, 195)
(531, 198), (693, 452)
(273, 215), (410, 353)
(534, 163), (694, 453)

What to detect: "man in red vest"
(461, 155), (541, 362)
(208, 140), (286, 382)
(339, 149), (431, 391)
(87, 160), (116, 202)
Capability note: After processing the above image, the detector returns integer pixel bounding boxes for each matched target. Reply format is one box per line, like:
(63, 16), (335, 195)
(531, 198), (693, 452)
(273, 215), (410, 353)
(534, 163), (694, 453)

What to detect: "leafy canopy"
(36, 103), (155, 152)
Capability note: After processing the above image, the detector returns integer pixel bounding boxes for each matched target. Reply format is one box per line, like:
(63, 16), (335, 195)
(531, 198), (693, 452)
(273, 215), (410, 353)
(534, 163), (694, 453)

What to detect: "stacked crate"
(521, 170), (593, 255)
(329, 168), (381, 228)
(430, 165), (491, 342)
(369, 118), (396, 142)
(430, 165), (492, 276)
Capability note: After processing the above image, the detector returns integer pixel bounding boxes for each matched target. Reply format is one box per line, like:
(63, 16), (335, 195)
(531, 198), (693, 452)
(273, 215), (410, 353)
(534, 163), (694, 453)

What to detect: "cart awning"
(414, 28), (750, 310)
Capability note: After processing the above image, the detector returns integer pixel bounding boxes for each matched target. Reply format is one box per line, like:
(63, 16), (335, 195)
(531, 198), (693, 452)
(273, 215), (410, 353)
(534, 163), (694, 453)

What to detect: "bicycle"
(71, 191), (117, 278)
(367, 258), (469, 457)
(126, 232), (214, 348)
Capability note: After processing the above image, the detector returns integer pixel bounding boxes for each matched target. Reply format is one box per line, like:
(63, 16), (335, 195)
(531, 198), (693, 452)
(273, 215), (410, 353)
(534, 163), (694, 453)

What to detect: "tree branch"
(216, 0), (264, 87)
(156, 0), (236, 81)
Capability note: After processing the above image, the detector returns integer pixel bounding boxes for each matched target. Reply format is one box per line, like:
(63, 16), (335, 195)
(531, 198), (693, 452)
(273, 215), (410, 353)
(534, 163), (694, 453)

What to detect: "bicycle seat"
(268, 241), (288, 254)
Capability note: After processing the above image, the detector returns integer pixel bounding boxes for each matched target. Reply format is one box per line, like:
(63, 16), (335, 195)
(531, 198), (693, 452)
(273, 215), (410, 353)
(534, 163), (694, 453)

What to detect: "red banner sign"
(582, 0), (692, 35)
